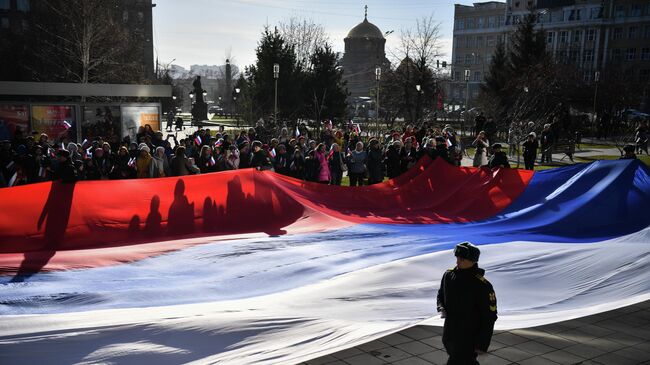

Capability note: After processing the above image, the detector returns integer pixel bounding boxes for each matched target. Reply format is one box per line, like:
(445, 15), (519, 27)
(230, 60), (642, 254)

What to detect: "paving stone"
(394, 340), (438, 356)
(592, 352), (641, 365)
(562, 343), (607, 359)
(417, 350), (449, 365)
(517, 356), (561, 365)
(540, 349), (587, 365)
(614, 346), (650, 362)
(303, 354), (339, 364)
(609, 332), (646, 346)
(390, 356), (435, 365)
(486, 339), (508, 351)
(492, 332), (529, 346)
(556, 328), (599, 343)
(583, 336), (627, 352)
(368, 346), (411, 362)
(356, 340), (390, 352)
(513, 340), (556, 356)
(536, 322), (573, 335)
(491, 346), (534, 362)
(341, 353), (387, 365)
(332, 347), (365, 359)
(419, 335), (444, 350)
(478, 353), (511, 365)
(510, 328), (546, 339)
(529, 333), (577, 350)
(379, 333), (413, 346)
(576, 324), (617, 338)
(400, 326), (442, 340)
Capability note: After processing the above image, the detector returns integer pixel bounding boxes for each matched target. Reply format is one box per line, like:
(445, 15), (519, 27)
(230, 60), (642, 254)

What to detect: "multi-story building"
(0, 0), (156, 81)
(450, 0), (650, 111)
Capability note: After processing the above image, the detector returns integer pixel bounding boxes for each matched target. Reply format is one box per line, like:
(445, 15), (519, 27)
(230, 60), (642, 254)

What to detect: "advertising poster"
(81, 105), (122, 142)
(120, 105), (160, 143)
(0, 104), (30, 140)
(31, 105), (77, 142)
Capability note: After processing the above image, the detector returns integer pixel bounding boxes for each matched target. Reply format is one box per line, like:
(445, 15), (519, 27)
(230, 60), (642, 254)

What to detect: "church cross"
(364, 5), (368, 19)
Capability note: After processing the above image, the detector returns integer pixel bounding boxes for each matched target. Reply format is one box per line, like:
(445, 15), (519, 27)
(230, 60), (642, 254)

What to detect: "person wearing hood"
(150, 146), (171, 178)
(437, 242), (497, 365)
(136, 144), (152, 179)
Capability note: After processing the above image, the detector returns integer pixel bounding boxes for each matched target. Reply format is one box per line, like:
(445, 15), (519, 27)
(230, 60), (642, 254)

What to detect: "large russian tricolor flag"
(1, 158), (649, 364)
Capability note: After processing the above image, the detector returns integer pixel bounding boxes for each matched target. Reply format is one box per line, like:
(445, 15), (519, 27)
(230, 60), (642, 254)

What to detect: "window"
(646, 25), (650, 38)
(559, 31), (568, 43)
(476, 36), (484, 48)
(137, 11), (144, 23)
(573, 30), (581, 42)
(475, 54), (481, 64)
(564, 10), (572, 21)
(466, 36), (473, 48)
(584, 50), (593, 62)
(626, 48), (636, 60)
(630, 4), (641, 16)
(477, 17), (484, 29)
(16, 0), (29, 11)
(455, 20), (465, 30)
(590, 7), (603, 19)
(587, 29), (596, 41)
(640, 69), (650, 82)
(613, 28), (623, 40)
(466, 18), (475, 29)
(583, 70), (592, 82)
(498, 16), (504, 26)
(456, 36), (463, 48)
(122, 10), (129, 23)
(575, 9), (582, 20)
(629, 26), (637, 39)
(641, 48), (650, 60)
(0, 0), (9, 10)
(474, 71), (482, 82)
(615, 5), (625, 17)
(455, 55), (463, 65)
(487, 35), (496, 47)
(569, 50), (579, 63)
(547, 31), (555, 44)
(0, 17), (8, 29)
(551, 11), (562, 22)
(647, 3), (650, 15)
(612, 49), (621, 62)
(465, 54), (472, 65)
(488, 16), (496, 28)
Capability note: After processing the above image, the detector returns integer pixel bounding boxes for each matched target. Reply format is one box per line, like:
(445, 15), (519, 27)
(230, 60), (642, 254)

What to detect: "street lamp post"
(234, 87), (241, 127)
(415, 84), (422, 128)
(273, 63), (279, 126)
(375, 66), (381, 138)
(464, 69), (471, 136)
(593, 71), (600, 126)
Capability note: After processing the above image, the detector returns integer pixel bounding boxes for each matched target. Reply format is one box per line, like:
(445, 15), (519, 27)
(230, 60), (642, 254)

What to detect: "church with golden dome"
(340, 7), (390, 98)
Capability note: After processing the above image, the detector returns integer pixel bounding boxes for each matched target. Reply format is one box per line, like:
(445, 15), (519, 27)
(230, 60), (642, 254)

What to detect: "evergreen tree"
(508, 13), (548, 74)
(304, 44), (348, 131)
(247, 27), (304, 135)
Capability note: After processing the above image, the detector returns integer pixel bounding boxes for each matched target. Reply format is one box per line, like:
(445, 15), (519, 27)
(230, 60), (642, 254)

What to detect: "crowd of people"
(2, 117), (645, 188)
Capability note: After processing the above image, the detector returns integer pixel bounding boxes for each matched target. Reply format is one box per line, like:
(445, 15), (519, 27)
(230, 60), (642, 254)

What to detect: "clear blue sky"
(152, 0), (478, 70)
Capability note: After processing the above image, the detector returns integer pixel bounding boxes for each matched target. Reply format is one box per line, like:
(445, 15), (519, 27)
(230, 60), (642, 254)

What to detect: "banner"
(31, 105), (76, 142)
(121, 105), (160, 143)
(81, 105), (122, 141)
(0, 104), (30, 140)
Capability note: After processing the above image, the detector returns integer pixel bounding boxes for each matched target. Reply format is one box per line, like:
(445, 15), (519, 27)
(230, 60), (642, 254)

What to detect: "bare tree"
(278, 16), (329, 70)
(27, 0), (142, 84)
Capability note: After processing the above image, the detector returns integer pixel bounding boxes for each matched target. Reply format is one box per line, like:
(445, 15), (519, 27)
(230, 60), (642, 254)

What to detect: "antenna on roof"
(364, 5), (368, 19)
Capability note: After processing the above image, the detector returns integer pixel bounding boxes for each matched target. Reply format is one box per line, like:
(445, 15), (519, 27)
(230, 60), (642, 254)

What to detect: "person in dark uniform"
(488, 143), (510, 169)
(621, 145), (637, 160)
(249, 140), (273, 170)
(522, 132), (538, 171)
(437, 242), (497, 365)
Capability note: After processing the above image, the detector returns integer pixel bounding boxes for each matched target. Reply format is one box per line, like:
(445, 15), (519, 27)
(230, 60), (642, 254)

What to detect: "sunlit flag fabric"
(0, 158), (649, 365)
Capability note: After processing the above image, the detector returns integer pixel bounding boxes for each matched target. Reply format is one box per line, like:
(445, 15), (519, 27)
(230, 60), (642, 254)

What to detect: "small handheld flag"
(128, 157), (136, 168)
(194, 136), (202, 146)
(209, 156), (216, 166)
(62, 121), (72, 130)
(7, 172), (17, 187)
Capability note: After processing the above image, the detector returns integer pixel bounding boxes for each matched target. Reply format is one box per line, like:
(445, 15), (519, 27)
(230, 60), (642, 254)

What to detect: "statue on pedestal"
(191, 76), (208, 123)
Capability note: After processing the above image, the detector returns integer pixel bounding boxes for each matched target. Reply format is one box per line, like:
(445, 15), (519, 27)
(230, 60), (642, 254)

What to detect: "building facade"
(450, 0), (650, 110)
(0, 0), (156, 82)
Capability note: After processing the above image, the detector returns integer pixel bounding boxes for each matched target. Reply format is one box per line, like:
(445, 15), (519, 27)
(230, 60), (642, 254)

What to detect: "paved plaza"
(303, 300), (650, 365)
